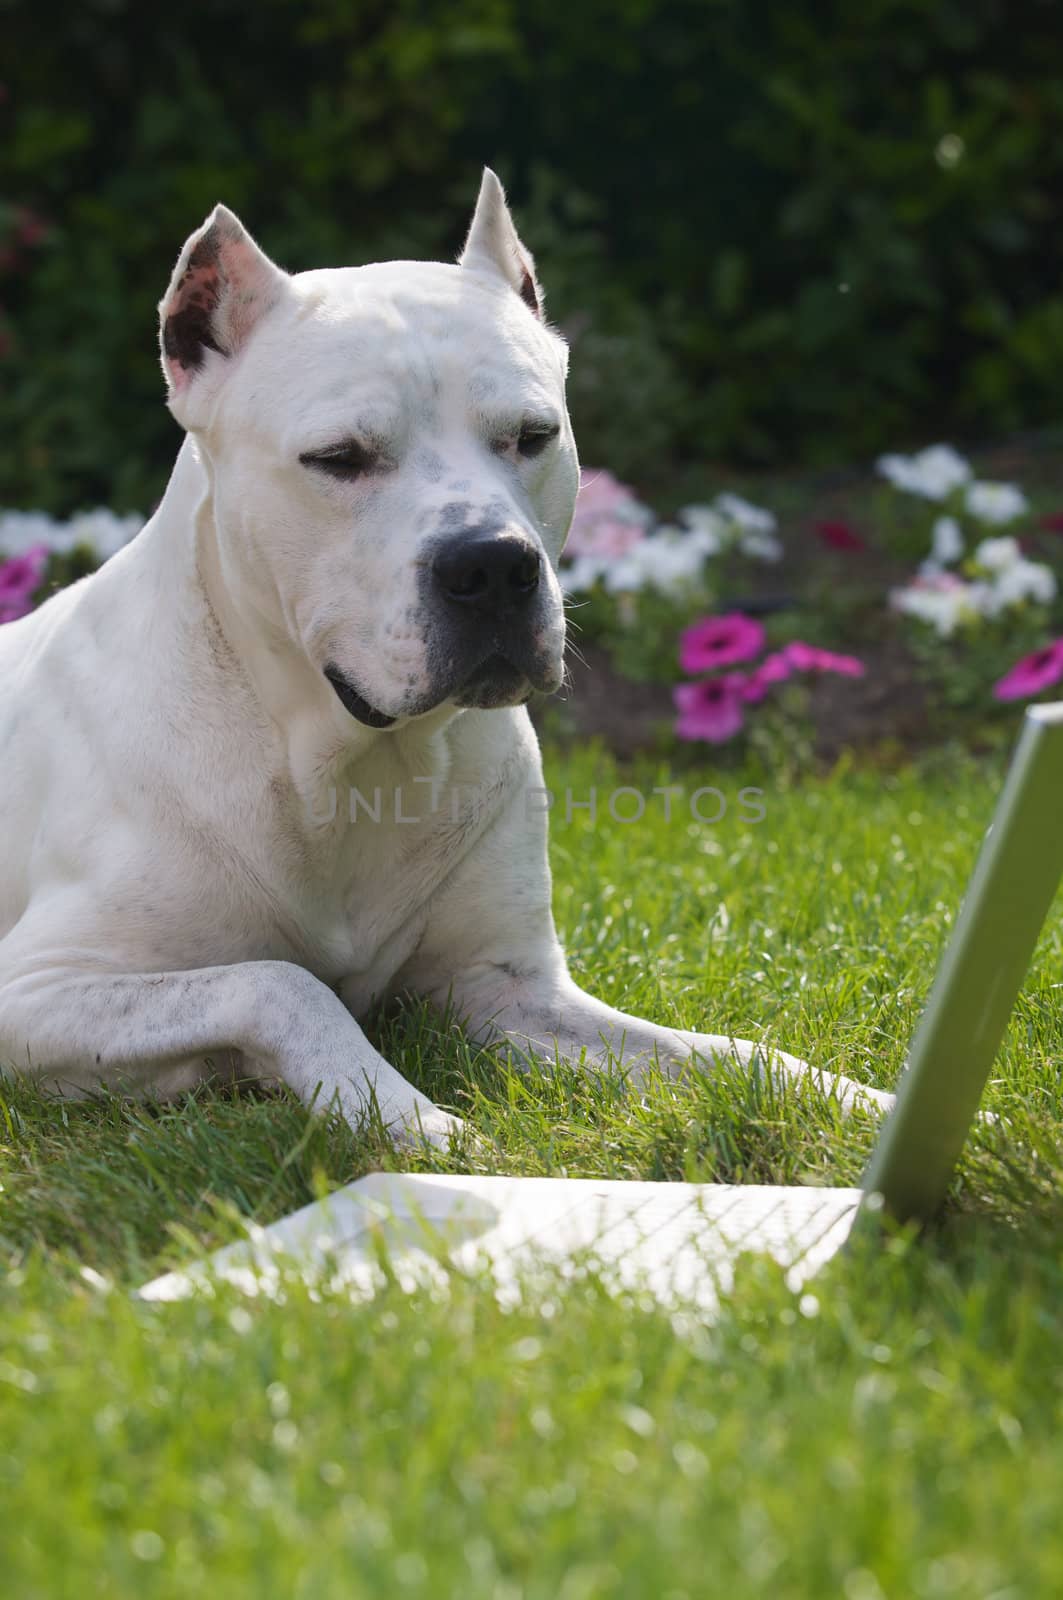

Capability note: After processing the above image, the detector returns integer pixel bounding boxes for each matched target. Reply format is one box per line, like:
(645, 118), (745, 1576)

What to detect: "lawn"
(1, 742), (1061, 1598)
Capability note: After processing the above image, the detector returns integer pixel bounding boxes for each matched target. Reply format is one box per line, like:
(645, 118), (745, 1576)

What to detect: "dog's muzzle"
(325, 530), (563, 729)
(428, 529), (560, 709)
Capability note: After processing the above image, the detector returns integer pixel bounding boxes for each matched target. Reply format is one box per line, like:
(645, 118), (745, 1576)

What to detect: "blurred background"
(6, 0), (1063, 762)
(4, 0), (1063, 514)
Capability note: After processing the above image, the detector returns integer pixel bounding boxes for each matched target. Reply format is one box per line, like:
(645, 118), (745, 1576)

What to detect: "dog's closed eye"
(300, 439), (377, 480)
(490, 420), (561, 459)
(518, 421), (561, 458)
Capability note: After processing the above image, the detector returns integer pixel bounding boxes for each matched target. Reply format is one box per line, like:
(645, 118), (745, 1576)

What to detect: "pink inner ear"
(162, 257), (223, 392)
(163, 221), (279, 394)
(176, 264), (220, 309)
(222, 237), (269, 346)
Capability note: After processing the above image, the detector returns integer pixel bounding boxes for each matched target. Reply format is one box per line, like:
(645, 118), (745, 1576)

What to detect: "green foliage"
(4, 1), (1063, 511)
(907, 612), (1051, 712)
(571, 582), (706, 686)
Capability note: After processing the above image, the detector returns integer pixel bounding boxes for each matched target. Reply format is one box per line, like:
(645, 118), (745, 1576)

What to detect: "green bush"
(3, 0), (1063, 513)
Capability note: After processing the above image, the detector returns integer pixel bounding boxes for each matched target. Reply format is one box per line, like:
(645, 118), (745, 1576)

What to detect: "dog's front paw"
(834, 1079), (896, 1116)
(392, 1103), (472, 1153)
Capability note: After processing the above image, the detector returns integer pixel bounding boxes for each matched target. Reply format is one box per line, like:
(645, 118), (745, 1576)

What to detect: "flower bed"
(552, 447), (1063, 754)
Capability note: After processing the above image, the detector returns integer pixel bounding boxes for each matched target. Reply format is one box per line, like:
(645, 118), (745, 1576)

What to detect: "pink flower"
(783, 640), (825, 671)
(815, 520), (867, 552)
(564, 469), (650, 559)
(0, 543), (48, 623)
(815, 648), (865, 678)
(674, 676), (747, 743)
(572, 469), (635, 519)
(579, 519), (645, 559)
(741, 650), (793, 702)
(783, 640), (865, 677)
(679, 612), (766, 673)
(1039, 513), (1063, 534)
(993, 639), (1063, 702)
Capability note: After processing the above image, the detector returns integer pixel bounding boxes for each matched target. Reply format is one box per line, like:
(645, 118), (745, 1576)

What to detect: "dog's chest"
(265, 732), (497, 993)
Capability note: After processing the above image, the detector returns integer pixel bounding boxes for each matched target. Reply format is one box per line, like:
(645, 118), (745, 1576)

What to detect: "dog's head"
(158, 170), (578, 729)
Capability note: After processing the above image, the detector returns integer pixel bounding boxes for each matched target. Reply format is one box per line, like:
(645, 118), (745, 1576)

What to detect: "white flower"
(0, 506), (144, 563)
(652, 538), (715, 594)
(890, 585), (962, 636)
(676, 505), (726, 556)
(991, 558), (1056, 609)
(713, 492), (778, 534)
(892, 543), (1055, 634)
(0, 511), (60, 557)
(965, 581), (999, 621)
(603, 554), (642, 593)
(737, 528), (783, 563)
(680, 497), (781, 561)
(876, 444), (972, 500)
(973, 536), (1021, 572)
(930, 515), (964, 566)
(654, 521), (722, 565)
(563, 486), (780, 593)
(604, 530), (710, 596)
(965, 481), (1029, 526)
(559, 554), (607, 594)
(68, 509), (144, 560)
(890, 574), (988, 636)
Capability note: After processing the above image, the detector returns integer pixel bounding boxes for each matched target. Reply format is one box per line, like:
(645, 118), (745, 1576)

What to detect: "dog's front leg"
(403, 748), (894, 1119)
(0, 957), (464, 1146)
(445, 963), (895, 1116)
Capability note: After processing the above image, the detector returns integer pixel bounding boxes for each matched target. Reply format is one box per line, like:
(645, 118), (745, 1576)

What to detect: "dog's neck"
(155, 437), (459, 810)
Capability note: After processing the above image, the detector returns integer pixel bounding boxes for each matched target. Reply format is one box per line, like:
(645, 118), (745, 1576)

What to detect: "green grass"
(2, 743), (1062, 1597)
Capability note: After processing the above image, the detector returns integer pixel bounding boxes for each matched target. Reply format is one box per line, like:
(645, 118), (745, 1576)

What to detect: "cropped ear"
(459, 168), (543, 318)
(158, 204), (288, 427)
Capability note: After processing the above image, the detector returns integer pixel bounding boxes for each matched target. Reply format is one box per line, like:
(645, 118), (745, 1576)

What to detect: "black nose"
(432, 534), (542, 617)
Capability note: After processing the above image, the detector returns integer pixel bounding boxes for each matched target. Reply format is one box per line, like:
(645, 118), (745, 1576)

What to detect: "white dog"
(0, 171), (893, 1145)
